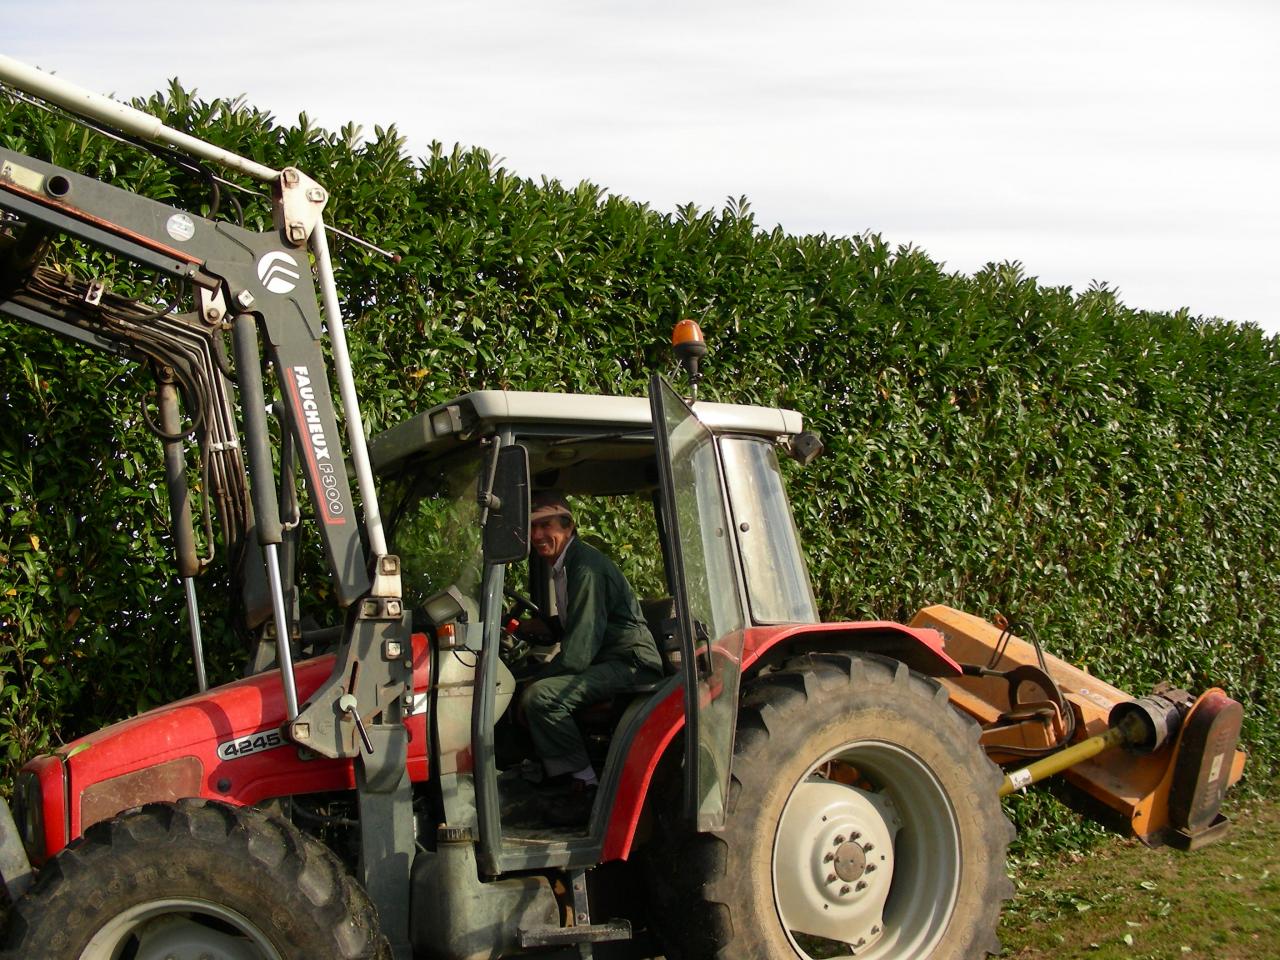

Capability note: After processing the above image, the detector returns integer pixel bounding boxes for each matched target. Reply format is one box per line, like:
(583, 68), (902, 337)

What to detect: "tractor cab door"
(649, 374), (747, 830)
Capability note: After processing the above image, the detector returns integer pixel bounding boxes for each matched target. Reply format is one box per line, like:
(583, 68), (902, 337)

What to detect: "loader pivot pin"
(338, 693), (375, 755)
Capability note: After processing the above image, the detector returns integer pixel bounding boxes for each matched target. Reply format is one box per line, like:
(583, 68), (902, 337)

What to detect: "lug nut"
(863, 842), (875, 852)
(823, 852), (834, 863)
(856, 880), (868, 891)
(834, 835), (846, 845)
(826, 873), (837, 884)
(839, 885), (851, 895)
(865, 864), (877, 873)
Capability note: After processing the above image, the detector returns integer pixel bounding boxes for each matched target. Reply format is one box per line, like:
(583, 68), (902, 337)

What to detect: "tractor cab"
(369, 377), (821, 866)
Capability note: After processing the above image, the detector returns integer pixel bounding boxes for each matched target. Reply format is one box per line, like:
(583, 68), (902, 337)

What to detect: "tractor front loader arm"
(1, 59), (417, 951)
(0, 148), (373, 616)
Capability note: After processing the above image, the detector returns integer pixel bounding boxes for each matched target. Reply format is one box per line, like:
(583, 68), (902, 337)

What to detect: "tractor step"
(517, 865), (632, 954)
(518, 919), (632, 947)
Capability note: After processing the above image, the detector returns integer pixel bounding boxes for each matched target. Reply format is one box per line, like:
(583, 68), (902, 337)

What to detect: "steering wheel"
(503, 585), (541, 618)
(499, 586), (544, 669)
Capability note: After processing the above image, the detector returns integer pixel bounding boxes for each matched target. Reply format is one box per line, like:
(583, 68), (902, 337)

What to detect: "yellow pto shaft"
(1000, 715), (1143, 797)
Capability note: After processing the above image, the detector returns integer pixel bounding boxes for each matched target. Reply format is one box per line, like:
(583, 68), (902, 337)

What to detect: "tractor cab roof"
(369, 389), (806, 478)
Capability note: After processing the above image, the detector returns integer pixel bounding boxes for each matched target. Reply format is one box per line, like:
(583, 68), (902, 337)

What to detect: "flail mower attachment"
(912, 606), (1246, 850)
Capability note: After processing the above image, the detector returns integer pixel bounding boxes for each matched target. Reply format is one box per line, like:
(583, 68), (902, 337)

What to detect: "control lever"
(337, 693), (375, 755)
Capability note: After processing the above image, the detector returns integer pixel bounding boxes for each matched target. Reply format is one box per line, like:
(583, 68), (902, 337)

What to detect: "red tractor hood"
(45, 636), (431, 848)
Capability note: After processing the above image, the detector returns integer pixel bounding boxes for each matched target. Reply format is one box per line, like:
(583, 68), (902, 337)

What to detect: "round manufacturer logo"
(257, 251), (302, 294)
(165, 213), (195, 242)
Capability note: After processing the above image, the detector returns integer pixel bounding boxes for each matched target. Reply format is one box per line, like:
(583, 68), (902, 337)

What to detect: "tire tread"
(654, 652), (1015, 960)
(2, 799), (389, 960)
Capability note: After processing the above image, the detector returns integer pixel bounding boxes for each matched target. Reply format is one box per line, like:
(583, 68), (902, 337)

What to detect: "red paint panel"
(34, 633), (433, 855)
(601, 685), (684, 861)
(23, 754), (65, 868)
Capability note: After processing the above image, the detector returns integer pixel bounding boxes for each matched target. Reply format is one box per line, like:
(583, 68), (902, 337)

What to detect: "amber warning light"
(672, 319), (708, 391)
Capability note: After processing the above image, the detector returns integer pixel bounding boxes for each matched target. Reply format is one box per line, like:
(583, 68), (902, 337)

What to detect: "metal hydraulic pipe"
(1000, 714), (1145, 797)
(309, 221), (391, 564)
(184, 579), (209, 693)
(157, 382), (198, 576)
(0, 56), (279, 183)
(156, 381), (206, 690)
(230, 315), (301, 714)
(265, 544), (301, 720)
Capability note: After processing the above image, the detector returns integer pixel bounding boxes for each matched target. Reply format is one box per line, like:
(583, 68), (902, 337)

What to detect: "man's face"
(531, 517), (573, 562)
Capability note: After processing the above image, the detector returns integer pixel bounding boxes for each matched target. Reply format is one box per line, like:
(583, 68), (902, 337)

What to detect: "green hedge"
(2, 86), (1277, 797)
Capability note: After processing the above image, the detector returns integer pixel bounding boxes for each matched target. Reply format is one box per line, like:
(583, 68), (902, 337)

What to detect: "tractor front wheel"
(657, 652), (1014, 960)
(2, 799), (388, 960)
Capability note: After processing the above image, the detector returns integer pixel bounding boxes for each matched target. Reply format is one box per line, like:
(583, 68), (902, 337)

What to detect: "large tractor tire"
(2, 798), (389, 960)
(654, 652), (1014, 960)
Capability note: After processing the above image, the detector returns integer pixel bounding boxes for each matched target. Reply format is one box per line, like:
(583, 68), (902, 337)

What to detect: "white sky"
(5, 0), (1278, 333)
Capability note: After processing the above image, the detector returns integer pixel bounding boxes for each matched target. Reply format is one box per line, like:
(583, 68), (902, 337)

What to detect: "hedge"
(1, 84), (1277, 800)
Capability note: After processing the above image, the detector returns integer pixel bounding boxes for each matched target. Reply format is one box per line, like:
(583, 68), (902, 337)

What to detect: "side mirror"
(788, 431), (824, 465)
(482, 444), (530, 564)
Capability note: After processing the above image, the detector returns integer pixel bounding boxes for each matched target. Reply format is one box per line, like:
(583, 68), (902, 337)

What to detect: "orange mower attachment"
(911, 605), (1246, 850)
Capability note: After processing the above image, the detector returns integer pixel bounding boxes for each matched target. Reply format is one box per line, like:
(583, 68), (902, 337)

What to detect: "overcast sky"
(5, 0), (1278, 333)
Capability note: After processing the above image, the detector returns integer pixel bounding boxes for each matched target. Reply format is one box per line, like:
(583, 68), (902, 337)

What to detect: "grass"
(998, 788), (1280, 959)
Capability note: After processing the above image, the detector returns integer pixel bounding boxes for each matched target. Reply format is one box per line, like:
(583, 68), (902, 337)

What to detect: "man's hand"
(516, 616), (555, 644)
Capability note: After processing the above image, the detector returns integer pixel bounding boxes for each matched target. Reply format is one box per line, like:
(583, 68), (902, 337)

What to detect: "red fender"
(601, 620), (960, 860)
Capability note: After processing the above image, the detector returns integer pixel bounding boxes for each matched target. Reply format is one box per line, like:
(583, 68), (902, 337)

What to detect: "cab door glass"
(650, 375), (746, 830)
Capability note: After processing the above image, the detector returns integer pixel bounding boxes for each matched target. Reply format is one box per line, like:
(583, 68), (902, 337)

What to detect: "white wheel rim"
(773, 740), (962, 958)
(81, 898), (283, 960)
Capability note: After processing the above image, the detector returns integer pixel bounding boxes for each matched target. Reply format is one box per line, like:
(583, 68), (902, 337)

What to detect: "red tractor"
(0, 58), (1244, 960)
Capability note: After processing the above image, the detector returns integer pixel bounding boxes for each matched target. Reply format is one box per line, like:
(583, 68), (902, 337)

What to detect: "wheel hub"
(134, 917), (264, 960)
(833, 840), (867, 882)
(774, 778), (900, 951)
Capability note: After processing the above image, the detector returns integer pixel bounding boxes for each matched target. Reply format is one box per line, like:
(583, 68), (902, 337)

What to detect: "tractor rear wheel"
(2, 798), (389, 960)
(656, 652), (1014, 960)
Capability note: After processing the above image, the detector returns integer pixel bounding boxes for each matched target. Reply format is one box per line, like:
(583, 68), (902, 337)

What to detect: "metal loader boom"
(0, 57), (416, 952)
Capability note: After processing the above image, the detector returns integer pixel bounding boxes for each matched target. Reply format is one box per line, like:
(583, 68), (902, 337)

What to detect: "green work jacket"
(542, 538), (663, 677)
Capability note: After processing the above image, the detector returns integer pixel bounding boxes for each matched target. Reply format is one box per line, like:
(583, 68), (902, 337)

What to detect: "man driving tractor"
(518, 491), (664, 825)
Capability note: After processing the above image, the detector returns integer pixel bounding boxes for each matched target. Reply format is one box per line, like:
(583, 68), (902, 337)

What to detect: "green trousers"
(522, 660), (660, 776)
